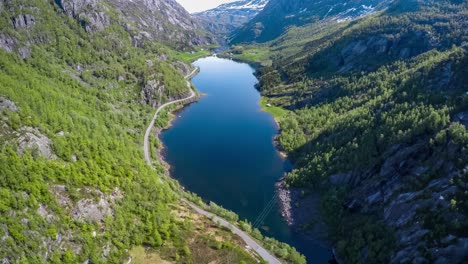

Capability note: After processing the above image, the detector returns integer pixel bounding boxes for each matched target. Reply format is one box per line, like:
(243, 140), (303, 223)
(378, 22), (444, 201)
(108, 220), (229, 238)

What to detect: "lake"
(161, 56), (330, 263)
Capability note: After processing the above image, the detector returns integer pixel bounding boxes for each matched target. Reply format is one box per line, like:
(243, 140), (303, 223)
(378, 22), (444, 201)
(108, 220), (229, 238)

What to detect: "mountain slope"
(228, 0), (468, 263)
(230, 0), (393, 44)
(195, 0), (268, 42)
(0, 0), (294, 263)
(56, 0), (214, 48)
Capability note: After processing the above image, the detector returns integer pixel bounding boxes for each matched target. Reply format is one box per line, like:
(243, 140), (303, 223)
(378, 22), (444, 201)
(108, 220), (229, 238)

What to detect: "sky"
(175, 0), (238, 13)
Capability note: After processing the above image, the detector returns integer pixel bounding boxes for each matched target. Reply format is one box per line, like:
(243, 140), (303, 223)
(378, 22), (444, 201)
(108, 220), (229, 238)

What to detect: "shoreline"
(154, 92), (201, 173)
(261, 99), (334, 253)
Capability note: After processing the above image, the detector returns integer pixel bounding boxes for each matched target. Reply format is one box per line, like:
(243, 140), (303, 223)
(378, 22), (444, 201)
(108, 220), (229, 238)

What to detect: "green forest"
(0, 0), (310, 263)
(229, 0), (468, 263)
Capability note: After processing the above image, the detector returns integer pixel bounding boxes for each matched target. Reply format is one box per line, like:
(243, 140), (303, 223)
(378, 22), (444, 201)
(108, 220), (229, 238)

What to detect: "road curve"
(143, 68), (197, 166)
(185, 201), (282, 264)
(143, 67), (282, 264)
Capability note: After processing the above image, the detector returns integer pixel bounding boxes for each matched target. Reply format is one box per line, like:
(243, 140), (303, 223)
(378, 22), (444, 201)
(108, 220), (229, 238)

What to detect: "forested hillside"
(229, 0), (468, 263)
(0, 0), (286, 263)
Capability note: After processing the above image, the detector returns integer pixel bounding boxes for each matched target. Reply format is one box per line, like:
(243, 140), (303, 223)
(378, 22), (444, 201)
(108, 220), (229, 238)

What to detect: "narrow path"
(142, 67), (282, 264)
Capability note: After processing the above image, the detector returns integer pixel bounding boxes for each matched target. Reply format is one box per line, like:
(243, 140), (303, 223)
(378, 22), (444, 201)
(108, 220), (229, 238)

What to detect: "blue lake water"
(161, 56), (330, 263)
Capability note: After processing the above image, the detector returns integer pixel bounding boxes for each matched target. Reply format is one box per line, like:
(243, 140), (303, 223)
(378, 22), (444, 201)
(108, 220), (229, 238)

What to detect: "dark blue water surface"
(161, 57), (330, 263)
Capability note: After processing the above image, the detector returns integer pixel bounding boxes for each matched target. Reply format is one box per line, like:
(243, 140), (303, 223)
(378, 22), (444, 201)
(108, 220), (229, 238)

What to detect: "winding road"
(143, 68), (197, 166)
(142, 67), (282, 264)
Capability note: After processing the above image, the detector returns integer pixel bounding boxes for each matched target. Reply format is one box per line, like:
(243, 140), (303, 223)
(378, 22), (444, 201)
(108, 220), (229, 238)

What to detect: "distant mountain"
(195, 0), (268, 43)
(230, 0), (394, 43)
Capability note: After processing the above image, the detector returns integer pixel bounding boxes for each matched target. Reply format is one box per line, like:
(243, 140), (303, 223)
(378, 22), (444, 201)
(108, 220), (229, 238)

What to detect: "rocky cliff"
(55, 0), (213, 47)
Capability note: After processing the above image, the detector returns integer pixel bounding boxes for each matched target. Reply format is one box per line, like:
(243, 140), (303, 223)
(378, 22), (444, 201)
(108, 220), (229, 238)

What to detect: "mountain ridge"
(195, 0), (268, 43)
(230, 0), (395, 44)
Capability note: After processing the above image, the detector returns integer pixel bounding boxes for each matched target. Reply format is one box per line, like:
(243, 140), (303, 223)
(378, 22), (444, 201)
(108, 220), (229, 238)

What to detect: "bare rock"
(341, 40), (368, 65)
(16, 127), (56, 159)
(0, 34), (17, 53)
(57, 0), (111, 32)
(18, 46), (31, 60)
(105, 0), (213, 46)
(0, 97), (18, 112)
(172, 61), (192, 76)
(11, 14), (36, 29)
(145, 59), (154, 67)
(51, 184), (71, 208)
(141, 78), (165, 108)
(37, 204), (55, 221)
(71, 188), (123, 223)
(72, 197), (111, 222)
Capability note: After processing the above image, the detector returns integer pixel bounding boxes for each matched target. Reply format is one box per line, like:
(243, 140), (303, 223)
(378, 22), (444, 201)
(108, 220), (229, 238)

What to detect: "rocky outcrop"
(0, 97), (18, 112)
(72, 188), (122, 223)
(107, 0), (213, 46)
(52, 185), (123, 223)
(336, 31), (438, 73)
(172, 61), (192, 76)
(16, 127), (56, 159)
(0, 33), (17, 53)
(54, 0), (213, 46)
(56, 0), (110, 32)
(11, 14), (36, 29)
(141, 78), (165, 108)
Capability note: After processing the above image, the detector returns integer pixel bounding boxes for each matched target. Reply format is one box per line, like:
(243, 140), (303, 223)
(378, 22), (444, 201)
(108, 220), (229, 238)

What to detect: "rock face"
(52, 185), (123, 223)
(56, 0), (110, 32)
(195, 0), (268, 43)
(0, 33), (17, 53)
(72, 188), (123, 223)
(56, 0), (213, 46)
(0, 97), (18, 112)
(141, 78), (165, 108)
(12, 14), (36, 29)
(231, 0), (393, 43)
(333, 125), (468, 263)
(16, 127), (56, 159)
(332, 31), (439, 73)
